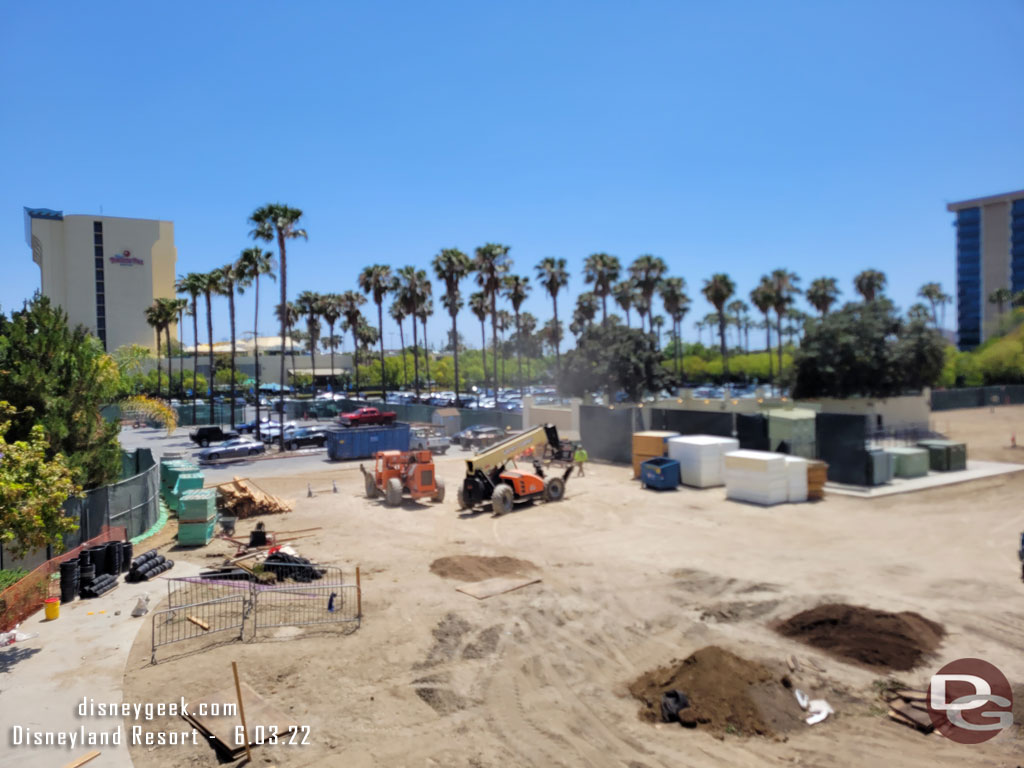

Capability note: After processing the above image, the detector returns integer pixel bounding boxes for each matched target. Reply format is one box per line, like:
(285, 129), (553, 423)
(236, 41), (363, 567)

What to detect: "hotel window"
(94, 221), (107, 350)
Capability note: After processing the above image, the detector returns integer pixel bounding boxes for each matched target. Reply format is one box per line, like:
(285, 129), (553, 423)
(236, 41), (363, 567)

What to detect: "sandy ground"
(122, 407), (1024, 767)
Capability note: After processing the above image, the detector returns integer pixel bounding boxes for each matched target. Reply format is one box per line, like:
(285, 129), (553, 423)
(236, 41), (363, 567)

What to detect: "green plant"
(0, 569), (29, 592)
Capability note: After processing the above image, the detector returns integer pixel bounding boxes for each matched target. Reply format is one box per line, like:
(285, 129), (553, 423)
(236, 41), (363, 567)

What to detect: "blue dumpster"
(327, 423), (411, 460)
(640, 457), (680, 490)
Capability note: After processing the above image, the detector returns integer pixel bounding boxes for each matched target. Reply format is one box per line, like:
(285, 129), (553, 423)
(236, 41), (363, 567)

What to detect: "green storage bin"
(172, 472), (205, 510)
(162, 461), (198, 493)
(177, 518), (216, 546)
(178, 489), (217, 522)
(918, 440), (966, 472)
(886, 447), (929, 478)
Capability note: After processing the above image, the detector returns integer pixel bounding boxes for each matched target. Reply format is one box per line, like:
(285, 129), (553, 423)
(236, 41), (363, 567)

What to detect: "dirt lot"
(124, 407), (1024, 767)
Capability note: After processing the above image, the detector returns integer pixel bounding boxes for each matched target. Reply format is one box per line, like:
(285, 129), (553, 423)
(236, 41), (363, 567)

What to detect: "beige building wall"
(980, 201), (1011, 340)
(28, 210), (177, 352)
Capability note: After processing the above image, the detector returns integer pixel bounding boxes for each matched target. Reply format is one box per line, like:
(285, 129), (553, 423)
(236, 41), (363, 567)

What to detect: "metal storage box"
(886, 447), (929, 478)
(640, 457), (681, 490)
(327, 423), (411, 460)
(917, 440), (967, 472)
(866, 449), (894, 485)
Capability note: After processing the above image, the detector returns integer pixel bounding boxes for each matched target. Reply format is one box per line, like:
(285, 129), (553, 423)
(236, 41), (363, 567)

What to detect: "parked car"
(189, 425), (239, 447)
(410, 427), (451, 455)
(235, 416), (271, 435)
(284, 427), (329, 451)
(453, 424), (503, 449)
(198, 437), (265, 462)
(338, 406), (398, 427)
(261, 421), (298, 443)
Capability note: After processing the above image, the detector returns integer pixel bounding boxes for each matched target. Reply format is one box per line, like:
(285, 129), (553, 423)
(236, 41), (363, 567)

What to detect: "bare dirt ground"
(124, 407), (1024, 767)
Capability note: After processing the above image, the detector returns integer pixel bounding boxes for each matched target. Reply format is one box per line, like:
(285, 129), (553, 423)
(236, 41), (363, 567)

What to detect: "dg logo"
(927, 658), (1014, 744)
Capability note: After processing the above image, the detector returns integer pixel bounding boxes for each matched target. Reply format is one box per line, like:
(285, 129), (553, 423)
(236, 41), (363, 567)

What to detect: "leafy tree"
(613, 279), (636, 327)
(358, 265), (395, 401)
(536, 256), (569, 373)
(806, 277), (840, 316)
(583, 253), (621, 325)
(561, 321), (667, 401)
(433, 248), (471, 403)
(702, 273), (736, 377)
(854, 269), (887, 302)
(919, 282), (949, 327)
(0, 296), (122, 488)
(0, 402), (81, 557)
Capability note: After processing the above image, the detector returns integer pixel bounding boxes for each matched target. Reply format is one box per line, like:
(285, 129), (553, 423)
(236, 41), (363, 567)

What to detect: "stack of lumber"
(632, 431), (680, 478)
(806, 460), (828, 500)
(882, 687), (933, 734)
(217, 477), (292, 519)
(784, 456), (808, 502)
(667, 435), (739, 488)
(723, 450), (788, 506)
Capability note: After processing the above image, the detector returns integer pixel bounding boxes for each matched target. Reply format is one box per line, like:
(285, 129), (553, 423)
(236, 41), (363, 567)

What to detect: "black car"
(189, 426), (239, 447)
(453, 424), (503, 449)
(284, 427), (328, 451)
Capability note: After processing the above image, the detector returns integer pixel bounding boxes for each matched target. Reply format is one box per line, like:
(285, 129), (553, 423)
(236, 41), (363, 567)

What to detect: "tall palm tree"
(651, 315), (666, 349)
(432, 248), (472, 404)
(249, 203), (307, 447)
(806, 277), (840, 316)
(388, 299), (409, 389)
(502, 274), (531, 399)
(155, 298), (180, 401)
(702, 274), (736, 377)
(918, 282), (947, 326)
(174, 300), (187, 395)
(320, 293), (342, 391)
(473, 243), (512, 393)
(634, 294), (653, 334)
(468, 291), (488, 390)
(203, 268), (221, 424)
(274, 301), (301, 390)
(176, 272), (207, 423)
(144, 302), (167, 397)
(358, 265), (395, 402)
(629, 255), (668, 333)
(339, 290), (367, 397)
(750, 279), (775, 384)
(418, 293), (434, 395)
(297, 291), (324, 393)
(575, 292), (599, 329)
(726, 299), (747, 349)
(769, 269), (801, 378)
(853, 269), (886, 302)
(535, 256), (569, 374)
(214, 262), (245, 426)
(236, 246), (276, 430)
(613, 279), (636, 327)
(397, 266), (428, 400)
(583, 253), (621, 325)
(659, 277), (688, 378)
(989, 287), (1013, 316)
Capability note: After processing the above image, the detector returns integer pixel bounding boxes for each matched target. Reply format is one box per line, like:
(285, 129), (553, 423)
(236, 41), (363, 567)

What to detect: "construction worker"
(573, 443), (589, 477)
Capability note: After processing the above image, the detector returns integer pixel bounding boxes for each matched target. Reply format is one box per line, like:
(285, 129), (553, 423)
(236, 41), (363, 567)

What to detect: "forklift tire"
(544, 476), (566, 502)
(492, 484), (514, 516)
(364, 473), (379, 499)
(456, 484), (468, 510)
(432, 478), (446, 503)
(385, 477), (403, 507)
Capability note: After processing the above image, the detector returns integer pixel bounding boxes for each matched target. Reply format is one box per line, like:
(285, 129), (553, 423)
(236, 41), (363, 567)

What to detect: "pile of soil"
(776, 603), (944, 671)
(429, 555), (537, 582)
(629, 646), (803, 736)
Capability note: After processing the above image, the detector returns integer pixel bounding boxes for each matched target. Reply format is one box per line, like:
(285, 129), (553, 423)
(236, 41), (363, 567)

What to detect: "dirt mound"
(430, 555), (537, 582)
(776, 603), (944, 671)
(629, 646), (802, 736)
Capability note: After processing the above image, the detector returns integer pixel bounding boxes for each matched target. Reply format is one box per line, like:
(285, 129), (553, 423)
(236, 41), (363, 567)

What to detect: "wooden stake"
(61, 752), (101, 768)
(232, 661), (253, 763)
(356, 566), (362, 619)
(187, 615), (210, 631)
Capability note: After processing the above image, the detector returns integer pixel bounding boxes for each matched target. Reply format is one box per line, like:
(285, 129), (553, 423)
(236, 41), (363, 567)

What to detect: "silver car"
(198, 437), (265, 462)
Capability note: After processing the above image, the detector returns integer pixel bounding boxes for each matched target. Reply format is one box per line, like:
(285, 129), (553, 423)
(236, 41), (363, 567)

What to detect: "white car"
(410, 428), (451, 455)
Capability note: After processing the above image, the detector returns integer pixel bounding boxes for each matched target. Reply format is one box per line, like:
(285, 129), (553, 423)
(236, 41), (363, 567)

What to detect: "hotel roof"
(946, 189), (1024, 212)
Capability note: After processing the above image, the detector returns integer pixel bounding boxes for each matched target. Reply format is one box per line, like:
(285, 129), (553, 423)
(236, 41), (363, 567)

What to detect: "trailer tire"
(432, 478), (446, 503)
(492, 484), (514, 516)
(544, 476), (566, 502)
(385, 477), (403, 507)
(364, 473), (379, 499)
(456, 484), (468, 510)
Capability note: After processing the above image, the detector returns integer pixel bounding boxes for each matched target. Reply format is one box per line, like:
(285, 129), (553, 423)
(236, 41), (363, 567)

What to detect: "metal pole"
(356, 566), (362, 619)
(232, 661), (253, 763)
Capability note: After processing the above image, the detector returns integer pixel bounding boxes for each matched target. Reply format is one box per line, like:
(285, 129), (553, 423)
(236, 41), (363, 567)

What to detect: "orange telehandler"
(360, 450), (446, 507)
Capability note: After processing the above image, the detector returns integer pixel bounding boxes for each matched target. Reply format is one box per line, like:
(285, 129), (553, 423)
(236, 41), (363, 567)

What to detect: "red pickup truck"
(338, 406), (398, 427)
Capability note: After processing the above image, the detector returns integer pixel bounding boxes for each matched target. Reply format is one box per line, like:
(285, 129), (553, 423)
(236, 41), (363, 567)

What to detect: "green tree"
(806, 277), (840, 316)
(432, 248), (472, 404)
(702, 273), (736, 377)
(397, 266), (429, 398)
(358, 265), (396, 401)
(296, 291), (324, 391)
(468, 291), (489, 388)
(502, 273), (531, 398)
(583, 253), (621, 325)
(214, 262), (246, 425)
(473, 243), (512, 392)
(535, 256), (569, 374)
(319, 293), (343, 391)
(235, 246), (276, 428)
(613, 279), (636, 327)
(989, 287), (1013, 316)
(175, 272), (207, 423)
(389, 298), (409, 388)
(144, 301), (169, 398)
(249, 203), (307, 447)
(854, 269), (887, 302)
(418, 292), (435, 393)
(659, 277), (690, 379)
(769, 269), (801, 380)
(750, 279), (775, 384)
(339, 290), (367, 397)
(201, 270), (219, 424)
(629, 254), (668, 333)
(561, 321), (667, 402)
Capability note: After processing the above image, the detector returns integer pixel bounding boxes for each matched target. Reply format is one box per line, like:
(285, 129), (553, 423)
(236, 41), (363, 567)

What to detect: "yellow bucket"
(44, 597), (60, 621)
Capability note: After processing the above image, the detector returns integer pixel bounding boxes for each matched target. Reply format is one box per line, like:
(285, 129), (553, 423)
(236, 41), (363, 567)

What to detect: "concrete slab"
(0, 561), (201, 768)
(825, 460), (1024, 498)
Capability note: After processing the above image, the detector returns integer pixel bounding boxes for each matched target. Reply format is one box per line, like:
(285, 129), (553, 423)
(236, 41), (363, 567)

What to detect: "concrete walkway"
(0, 562), (201, 768)
(825, 459), (1024, 498)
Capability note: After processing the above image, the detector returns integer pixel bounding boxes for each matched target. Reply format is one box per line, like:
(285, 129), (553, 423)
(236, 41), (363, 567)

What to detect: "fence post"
(356, 566), (362, 619)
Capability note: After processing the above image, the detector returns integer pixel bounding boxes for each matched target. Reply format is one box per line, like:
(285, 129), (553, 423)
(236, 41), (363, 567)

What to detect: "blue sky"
(2, 1), (1022, 349)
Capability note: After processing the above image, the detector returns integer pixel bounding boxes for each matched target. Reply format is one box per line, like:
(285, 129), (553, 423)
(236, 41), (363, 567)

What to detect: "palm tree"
(726, 300), (748, 349)
(574, 292), (599, 330)
(659, 277), (689, 379)
(235, 246), (276, 430)
(989, 287), (1013, 316)
(770, 269), (801, 378)
(853, 269), (887, 302)
(432, 248), (472, 404)
(629, 255), (668, 333)
(750, 279), (775, 384)
(274, 301), (301, 389)
(358, 265), (395, 401)
(397, 266), (429, 399)
(213, 262), (245, 426)
(296, 291), (323, 393)
(156, 298), (180, 401)
(176, 272), (207, 423)
(473, 243), (512, 393)
(635, 294), (653, 334)
(320, 293), (342, 391)
(806, 277), (840, 316)
(338, 290), (367, 397)
(583, 253), (621, 325)
(144, 302), (167, 397)
(388, 299), (409, 389)
(173, 299), (187, 395)
(249, 203), (307, 447)
(651, 315), (666, 349)
(469, 291), (489, 389)
(535, 256), (569, 373)
(613, 279), (636, 327)
(702, 273), (737, 377)
(418, 291), (434, 395)
(202, 268), (221, 424)
(502, 273), (531, 399)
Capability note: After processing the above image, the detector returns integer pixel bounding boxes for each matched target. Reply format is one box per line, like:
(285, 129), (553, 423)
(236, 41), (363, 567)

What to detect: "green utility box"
(918, 440), (967, 472)
(885, 447), (930, 478)
(178, 488), (217, 522)
(177, 518), (216, 547)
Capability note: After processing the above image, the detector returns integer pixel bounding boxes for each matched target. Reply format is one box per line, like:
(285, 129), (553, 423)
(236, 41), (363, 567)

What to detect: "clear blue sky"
(2, 1), (1022, 349)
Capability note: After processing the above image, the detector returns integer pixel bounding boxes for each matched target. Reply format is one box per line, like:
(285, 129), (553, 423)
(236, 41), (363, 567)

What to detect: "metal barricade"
(253, 565), (360, 634)
(151, 594), (248, 664)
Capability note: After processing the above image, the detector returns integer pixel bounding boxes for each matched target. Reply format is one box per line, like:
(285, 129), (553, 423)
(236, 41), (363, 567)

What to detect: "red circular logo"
(927, 658), (1013, 744)
(123, 250), (131, 258)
